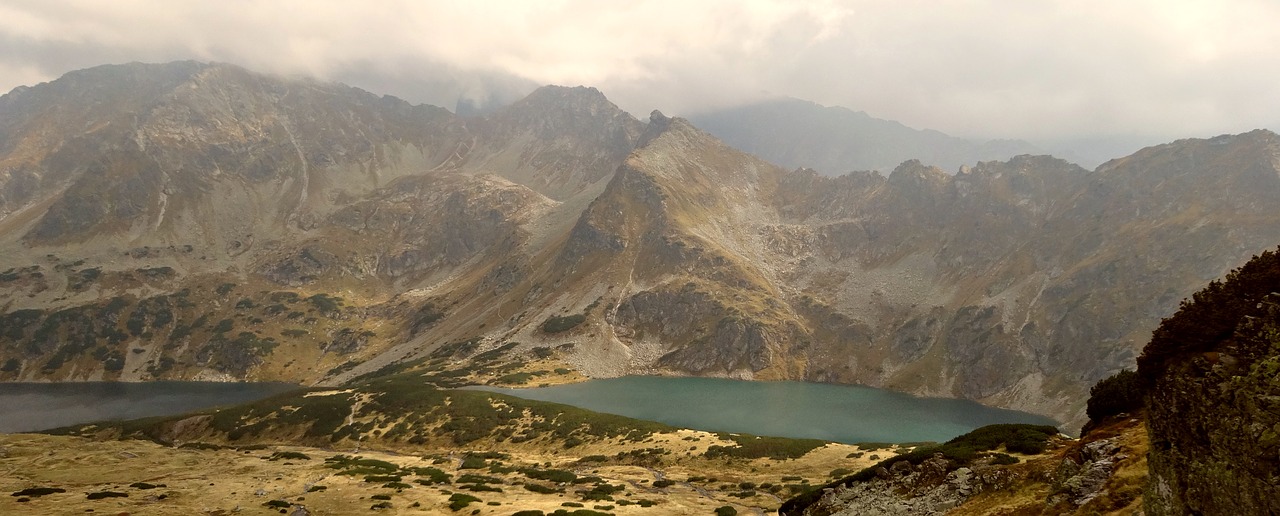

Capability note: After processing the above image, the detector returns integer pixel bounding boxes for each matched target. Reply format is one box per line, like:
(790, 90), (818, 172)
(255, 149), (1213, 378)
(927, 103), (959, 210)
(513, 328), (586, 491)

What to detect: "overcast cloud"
(1, 0), (1277, 142)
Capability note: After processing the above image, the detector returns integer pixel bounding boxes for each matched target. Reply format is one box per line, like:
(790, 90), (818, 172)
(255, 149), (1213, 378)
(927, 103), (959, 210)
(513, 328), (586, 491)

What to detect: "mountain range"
(688, 97), (1044, 174)
(3, 61), (1280, 430)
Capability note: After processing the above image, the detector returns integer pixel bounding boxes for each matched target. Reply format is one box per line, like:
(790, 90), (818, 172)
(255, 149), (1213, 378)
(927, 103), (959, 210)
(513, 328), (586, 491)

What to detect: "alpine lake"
(1, 376), (1057, 443)
(472, 376), (1058, 443)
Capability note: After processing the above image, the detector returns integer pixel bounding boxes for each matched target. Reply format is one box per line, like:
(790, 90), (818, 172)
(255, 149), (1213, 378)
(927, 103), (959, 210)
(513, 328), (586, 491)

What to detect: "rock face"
(1047, 438), (1125, 507)
(3, 62), (1280, 429)
(785, 418), (1147, 516)
(1141, 249), (1280, 515)
(806, 455), (982, 515)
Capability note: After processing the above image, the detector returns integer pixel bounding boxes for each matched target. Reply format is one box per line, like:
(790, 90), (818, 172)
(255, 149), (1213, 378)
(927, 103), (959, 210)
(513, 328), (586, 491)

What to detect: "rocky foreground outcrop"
(783, 418), (1146, 516)
(1140, 248), (1280, 515)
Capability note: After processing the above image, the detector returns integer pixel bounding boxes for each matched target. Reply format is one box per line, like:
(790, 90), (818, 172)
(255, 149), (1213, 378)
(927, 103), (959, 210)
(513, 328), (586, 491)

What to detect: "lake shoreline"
(464, 376), (1058, 445)
(0, 381), (301, 434)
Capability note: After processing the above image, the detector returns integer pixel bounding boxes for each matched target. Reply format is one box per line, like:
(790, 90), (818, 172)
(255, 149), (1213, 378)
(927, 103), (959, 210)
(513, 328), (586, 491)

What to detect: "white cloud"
(0, 0), (1277, 140)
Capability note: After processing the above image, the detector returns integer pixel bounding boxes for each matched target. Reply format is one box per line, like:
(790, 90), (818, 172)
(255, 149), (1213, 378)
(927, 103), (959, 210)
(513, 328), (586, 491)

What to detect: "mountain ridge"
(688, 97), (1045, 175)
(2, 62), (1280, 431)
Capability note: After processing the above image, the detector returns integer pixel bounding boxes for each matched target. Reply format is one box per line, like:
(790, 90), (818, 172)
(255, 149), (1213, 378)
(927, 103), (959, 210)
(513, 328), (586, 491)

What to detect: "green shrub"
(269, 292), (298, 303)
(460, 455), (488, 469)
(540, 314), (586, 334)
(1138, 246), (1280, 382)
(525, 483), (562, 494)
(11, 487), (65, 497)
(1085, 369), (1144, 422)
(580, 482), (624, 501)
(212, 318), (234, 333)
(496, 372), (535, 384)
(522, 468), (577, 483)
(715, 506), (738, 516)
(457, 474), (503, 485)
(461, 484), (502, 493)
(704, 434), (826, 460)
(473, 342), (519, 362)
(407, 466), (452, 485)
(268, 451), (311, 461)
(448, 493), (480, 511)
(325, 455), (398, 475)
(307, 293), (343, 313)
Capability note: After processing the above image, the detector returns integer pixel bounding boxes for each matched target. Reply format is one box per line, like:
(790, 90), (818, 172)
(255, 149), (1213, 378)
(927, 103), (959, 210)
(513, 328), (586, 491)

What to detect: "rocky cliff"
(3, 62), (1280, 430)
(779, 418), (1148, 515)
(1139, 248), (1280, 515)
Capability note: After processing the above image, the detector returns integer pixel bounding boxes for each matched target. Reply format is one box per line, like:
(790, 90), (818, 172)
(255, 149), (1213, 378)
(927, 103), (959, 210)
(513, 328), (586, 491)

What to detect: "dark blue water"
(0, 382), (299, 433)
(470, 376), (1058, 444)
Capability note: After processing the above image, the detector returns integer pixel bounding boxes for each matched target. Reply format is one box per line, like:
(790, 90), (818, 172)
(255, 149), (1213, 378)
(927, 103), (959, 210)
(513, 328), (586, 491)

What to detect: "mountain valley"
(1, 60), (1280, 515)
(2, 62), (1280, 433)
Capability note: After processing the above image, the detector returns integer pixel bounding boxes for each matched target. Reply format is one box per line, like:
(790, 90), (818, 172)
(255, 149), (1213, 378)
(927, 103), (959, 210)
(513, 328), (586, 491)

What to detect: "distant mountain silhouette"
(689, 97), (1043, 174)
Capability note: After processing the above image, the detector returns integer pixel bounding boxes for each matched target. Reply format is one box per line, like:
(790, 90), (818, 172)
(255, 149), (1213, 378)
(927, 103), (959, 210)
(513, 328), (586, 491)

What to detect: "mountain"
(3, 62), (1280, 431)
(687, 97), (1044, 174)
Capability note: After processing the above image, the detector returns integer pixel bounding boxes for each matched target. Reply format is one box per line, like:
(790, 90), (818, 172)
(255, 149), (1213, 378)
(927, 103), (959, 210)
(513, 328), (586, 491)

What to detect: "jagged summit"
(467, 84), (643, 200)
(886, 159), (949, 184)
(494, 84), (631, 131)
(518, 84), (611, 104)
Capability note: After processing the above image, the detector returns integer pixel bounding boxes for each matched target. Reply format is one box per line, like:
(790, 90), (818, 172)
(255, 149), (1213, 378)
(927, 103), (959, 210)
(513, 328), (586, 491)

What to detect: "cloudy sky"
(1, 0), (1278, 144)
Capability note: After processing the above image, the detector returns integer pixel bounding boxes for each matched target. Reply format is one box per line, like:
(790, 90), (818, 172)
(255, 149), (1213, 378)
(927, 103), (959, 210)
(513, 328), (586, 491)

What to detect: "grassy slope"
(26, 356), (894, 514)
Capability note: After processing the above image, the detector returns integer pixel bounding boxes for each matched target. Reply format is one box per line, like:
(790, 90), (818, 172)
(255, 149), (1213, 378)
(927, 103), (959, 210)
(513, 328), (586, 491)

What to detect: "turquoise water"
(469, 376), (1058, 444)
(0, 382), (298, 433)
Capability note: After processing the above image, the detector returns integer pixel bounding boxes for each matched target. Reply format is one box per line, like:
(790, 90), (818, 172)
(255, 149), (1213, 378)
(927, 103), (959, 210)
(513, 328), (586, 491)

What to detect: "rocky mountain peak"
(489, 84), (637, 137)
(634, 109), (679, 149)
(520, 84), (610, 105)
(1097, 128), (1279, 174)
(886, 159), (950, 188)
(465, 84), (643, 201)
